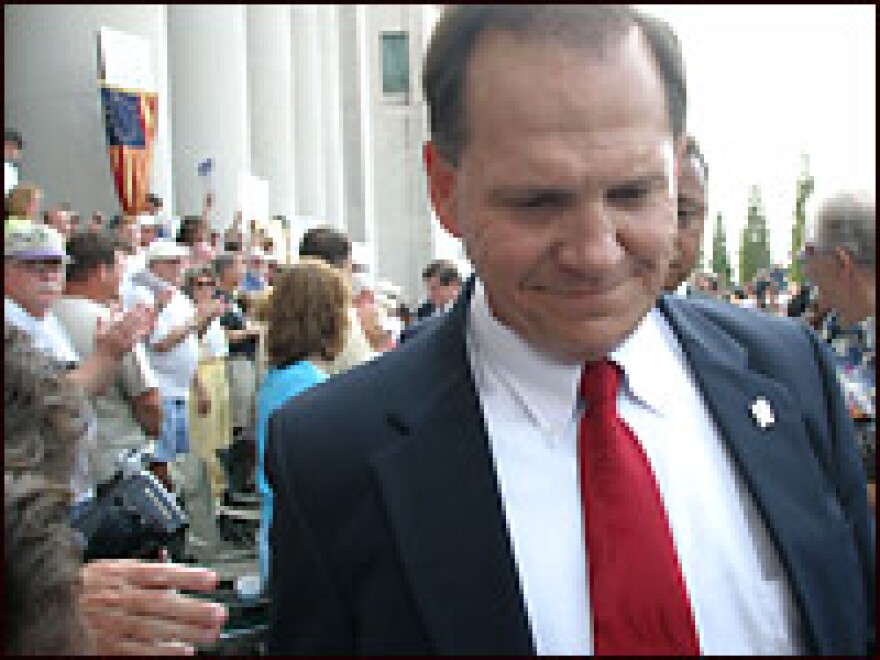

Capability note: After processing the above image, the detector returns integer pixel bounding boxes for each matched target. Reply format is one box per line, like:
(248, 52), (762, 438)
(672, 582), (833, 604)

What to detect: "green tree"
(710, 212), (732, 286)
(739, 185), (771, 285)
(789, 153), (815, 285)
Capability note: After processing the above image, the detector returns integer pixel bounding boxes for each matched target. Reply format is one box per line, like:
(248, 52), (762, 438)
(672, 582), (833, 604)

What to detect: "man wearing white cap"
(5, 221), (153, 505)
(4, 222), (150, 389)
(137, 239), (212, 482)
(5, 222), (78, 364)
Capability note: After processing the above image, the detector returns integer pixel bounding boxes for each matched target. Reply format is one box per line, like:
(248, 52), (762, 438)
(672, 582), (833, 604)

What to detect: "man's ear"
(423, 141), (461, 238)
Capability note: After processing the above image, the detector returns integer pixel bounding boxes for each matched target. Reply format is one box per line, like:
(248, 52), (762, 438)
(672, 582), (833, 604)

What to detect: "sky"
(634, 4), (876, 273)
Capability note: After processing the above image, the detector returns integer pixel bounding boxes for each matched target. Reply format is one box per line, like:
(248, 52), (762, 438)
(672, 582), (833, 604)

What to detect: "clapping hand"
(95, 303), (156, 362)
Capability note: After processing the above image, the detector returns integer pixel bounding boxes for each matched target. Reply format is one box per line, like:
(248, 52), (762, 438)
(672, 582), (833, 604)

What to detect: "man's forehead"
(463, 33), (672, 159)
(475, 134), (676, 184)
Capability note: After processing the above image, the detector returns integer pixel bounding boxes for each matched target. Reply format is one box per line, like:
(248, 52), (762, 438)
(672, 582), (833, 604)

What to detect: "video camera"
(71, 450), (188, 562)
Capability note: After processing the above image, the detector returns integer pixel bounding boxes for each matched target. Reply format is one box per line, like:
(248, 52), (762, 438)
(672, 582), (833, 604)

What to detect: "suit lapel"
(660, 296), (854, 653)
(369, 279), (535, 655)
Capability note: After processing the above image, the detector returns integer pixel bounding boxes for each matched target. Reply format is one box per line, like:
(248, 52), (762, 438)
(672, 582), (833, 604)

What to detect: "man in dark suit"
(267, 5), (873, 655)
(400, 261), (462, 344)
(414, 258), (462, 322)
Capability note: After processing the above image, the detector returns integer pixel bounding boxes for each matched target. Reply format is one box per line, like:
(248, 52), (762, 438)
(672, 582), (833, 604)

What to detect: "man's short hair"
(423, 5), (686, 166)
(422, 258), (457, 281)
(299, 225), (352, 269)
(65, 231), (122, 283)
(814, 190), (875, 267)
(176, 215), (205, 246)
(4, 129), (24, 150)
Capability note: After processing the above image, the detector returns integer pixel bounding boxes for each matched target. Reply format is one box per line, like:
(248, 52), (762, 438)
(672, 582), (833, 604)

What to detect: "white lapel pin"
(750, 396), (775, 430)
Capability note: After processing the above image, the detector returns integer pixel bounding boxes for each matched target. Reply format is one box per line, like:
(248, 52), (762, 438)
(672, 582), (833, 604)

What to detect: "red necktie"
(578, 359), (700, 655)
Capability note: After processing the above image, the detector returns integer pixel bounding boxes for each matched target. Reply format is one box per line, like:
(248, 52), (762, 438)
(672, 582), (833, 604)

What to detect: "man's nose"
(556, 199), (624, 273)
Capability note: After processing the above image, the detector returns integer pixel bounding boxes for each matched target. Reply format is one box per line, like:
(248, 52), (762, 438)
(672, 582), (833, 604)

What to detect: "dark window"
(381, 32), (409, 96)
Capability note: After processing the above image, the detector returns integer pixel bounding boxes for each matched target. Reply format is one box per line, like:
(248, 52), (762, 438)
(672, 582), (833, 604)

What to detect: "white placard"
(238, 172), (269, 238)
(98, 26), (155, 92)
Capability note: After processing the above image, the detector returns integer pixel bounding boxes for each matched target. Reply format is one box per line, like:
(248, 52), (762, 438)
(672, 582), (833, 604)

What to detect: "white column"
(356, 5), (377, 252)
(290, 5), (325, 230)
(317, 5), (346, 232)
(246, 5), (294, 226)
(338, 5), (368, 245)
(167, 5), (249, 232)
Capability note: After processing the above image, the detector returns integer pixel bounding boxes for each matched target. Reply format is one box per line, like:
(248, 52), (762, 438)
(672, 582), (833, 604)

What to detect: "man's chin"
(523, 321), (635, 365)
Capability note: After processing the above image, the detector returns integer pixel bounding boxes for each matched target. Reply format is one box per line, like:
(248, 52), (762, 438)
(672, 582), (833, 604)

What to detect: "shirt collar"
(468, 281), (583, 436)
(608, 306), (678, 416)
(468, 282), (677, 435)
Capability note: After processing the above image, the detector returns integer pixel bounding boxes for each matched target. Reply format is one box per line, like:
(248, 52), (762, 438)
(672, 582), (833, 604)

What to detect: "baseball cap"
(146, 239), (190, 263)
(5, 221), (70, 261)
(137, 213), (162, 227)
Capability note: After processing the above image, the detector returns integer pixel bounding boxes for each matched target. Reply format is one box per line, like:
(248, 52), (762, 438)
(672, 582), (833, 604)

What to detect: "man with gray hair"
(802, 190), (875, 329)
(801, 189), (875, 508)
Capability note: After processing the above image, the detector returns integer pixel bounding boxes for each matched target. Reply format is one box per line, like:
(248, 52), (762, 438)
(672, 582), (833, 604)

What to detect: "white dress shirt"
(465, 281), (805, 655)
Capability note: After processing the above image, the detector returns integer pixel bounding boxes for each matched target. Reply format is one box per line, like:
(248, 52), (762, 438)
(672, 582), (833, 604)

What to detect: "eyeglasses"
(193, 280), (215, 288)
(10, 259), (67, 275)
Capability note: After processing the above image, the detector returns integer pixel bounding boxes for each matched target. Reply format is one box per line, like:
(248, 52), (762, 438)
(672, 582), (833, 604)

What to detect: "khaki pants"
(188, 358), (231, 500)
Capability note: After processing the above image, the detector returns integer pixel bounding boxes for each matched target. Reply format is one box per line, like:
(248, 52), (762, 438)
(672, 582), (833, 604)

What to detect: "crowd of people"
(4, 124), (462, 651)
(4, 4), (875, 656)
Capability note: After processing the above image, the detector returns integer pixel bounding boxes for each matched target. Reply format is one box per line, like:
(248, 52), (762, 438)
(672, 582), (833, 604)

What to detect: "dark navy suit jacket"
(266, 278), (875, 655)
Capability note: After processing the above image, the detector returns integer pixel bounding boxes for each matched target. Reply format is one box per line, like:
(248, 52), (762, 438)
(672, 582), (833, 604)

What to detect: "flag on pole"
(100, 84), (158, 215)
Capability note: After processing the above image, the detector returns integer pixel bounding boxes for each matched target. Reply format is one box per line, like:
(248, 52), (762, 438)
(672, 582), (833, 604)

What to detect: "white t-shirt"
(5, 297), (79, 364)
(141, 288), (200, 400)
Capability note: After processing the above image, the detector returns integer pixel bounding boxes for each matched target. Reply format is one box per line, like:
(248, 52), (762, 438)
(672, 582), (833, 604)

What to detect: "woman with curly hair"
(255, 258), (349, 590)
